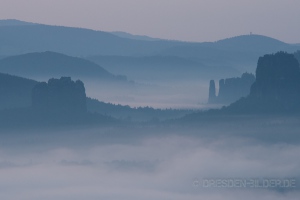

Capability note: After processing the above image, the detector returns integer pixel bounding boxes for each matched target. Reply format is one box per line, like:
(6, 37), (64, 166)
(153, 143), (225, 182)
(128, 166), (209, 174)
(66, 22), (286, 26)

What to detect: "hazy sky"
(0, 0), (300, 43)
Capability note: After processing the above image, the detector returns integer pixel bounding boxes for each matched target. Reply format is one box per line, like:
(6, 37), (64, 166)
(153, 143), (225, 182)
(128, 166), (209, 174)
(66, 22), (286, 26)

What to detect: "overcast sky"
(0, 0), (300, 43)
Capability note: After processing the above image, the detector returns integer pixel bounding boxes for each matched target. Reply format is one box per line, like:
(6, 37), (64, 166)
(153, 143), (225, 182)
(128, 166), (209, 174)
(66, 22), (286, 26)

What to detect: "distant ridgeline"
(32, 77), (87, 115)
(225, 52), (300, 113)
(208, 73), (255, 104)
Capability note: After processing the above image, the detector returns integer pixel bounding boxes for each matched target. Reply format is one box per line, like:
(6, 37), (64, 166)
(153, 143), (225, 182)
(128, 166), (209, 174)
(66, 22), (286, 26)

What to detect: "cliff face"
(32, 77), (87, 115)
(250, 52), (300, 102)
(208, 73), (255, 104)
(226, 52), (300, 113)
(208, 80), (217, 103)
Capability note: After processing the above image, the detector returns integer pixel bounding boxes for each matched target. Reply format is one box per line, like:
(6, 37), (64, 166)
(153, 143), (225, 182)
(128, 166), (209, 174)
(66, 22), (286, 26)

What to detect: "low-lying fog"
(1, 121), (299, 200)
(32, 75), (215, 109)
(84, 79), (214, 109)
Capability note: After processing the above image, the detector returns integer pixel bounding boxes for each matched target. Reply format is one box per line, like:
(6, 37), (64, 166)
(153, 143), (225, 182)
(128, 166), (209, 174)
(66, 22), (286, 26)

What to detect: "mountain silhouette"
(159, 35), (299, 73)
(0, 20), (297, 59)
(213, 35), (289, 53)
(0, 19), (299, 79)
(0, 19), (36, 26)
(0, 51), (125, 81)
(110, 31), (161, 41)
(0, 21), (180, 56)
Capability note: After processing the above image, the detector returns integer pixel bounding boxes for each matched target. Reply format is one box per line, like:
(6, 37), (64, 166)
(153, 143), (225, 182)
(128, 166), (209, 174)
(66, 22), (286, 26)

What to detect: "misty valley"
(0, 20), (300, 200)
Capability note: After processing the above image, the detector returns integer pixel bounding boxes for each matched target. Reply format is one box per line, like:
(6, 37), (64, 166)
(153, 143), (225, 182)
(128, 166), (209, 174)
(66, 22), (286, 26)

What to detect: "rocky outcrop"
(250, 52), (300, 103)
(225, 52), (300, 113)
(32, 77), (87, 115)
(208, 72), (255, 104)
(208, 80), (217, 103)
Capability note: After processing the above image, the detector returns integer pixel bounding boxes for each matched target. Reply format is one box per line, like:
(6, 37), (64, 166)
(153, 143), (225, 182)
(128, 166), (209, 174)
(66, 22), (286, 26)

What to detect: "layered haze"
(1, 20), (299, 108)
(1, 2), (300, 199)
(0, 120), (299, 200)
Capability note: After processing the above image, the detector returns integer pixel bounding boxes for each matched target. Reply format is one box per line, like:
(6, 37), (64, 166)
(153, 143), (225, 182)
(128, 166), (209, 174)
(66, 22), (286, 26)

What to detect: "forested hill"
(0, 73), (38, 110)
(0, 51), (125, 81)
